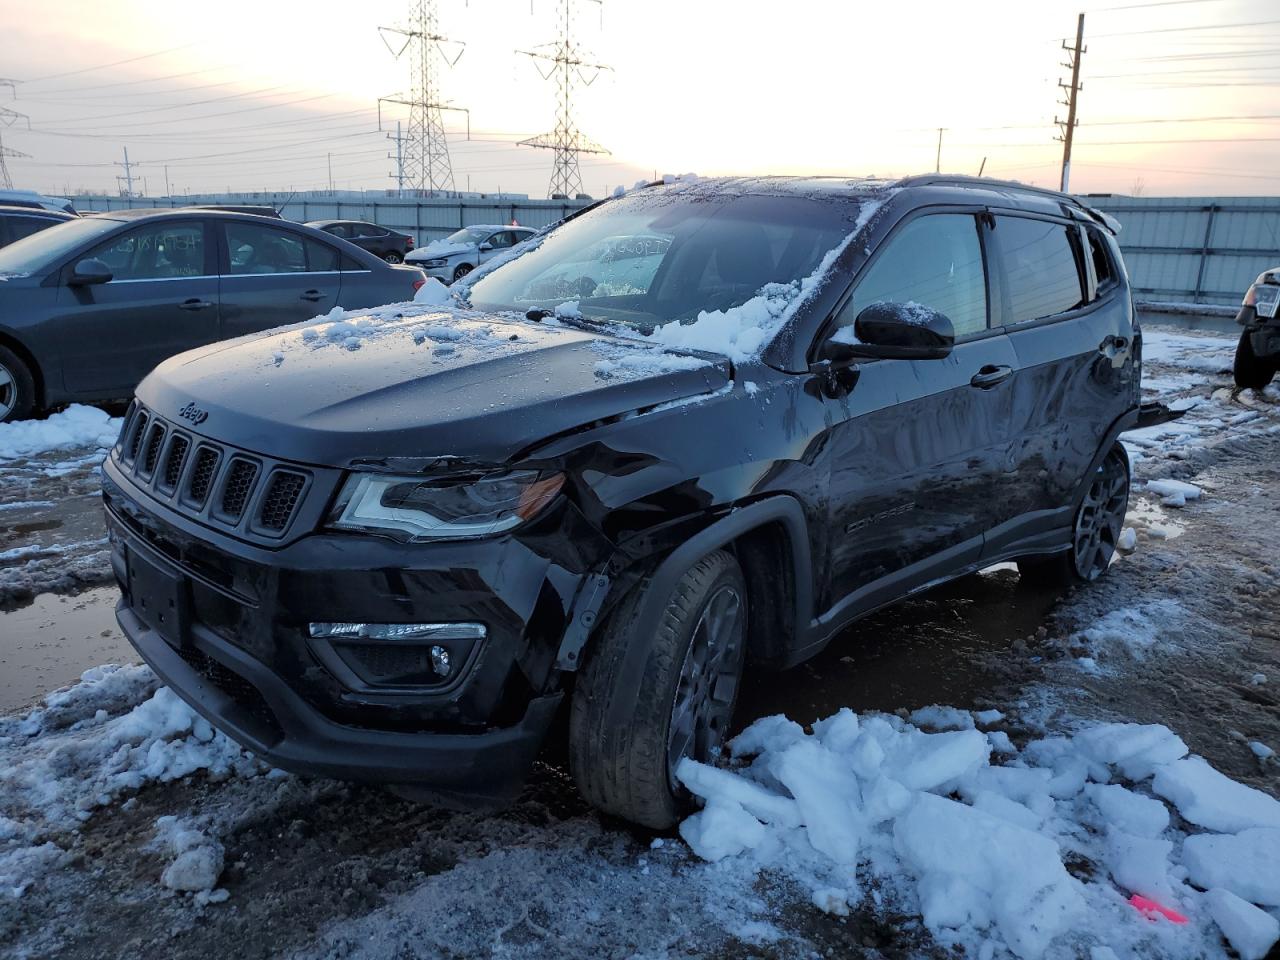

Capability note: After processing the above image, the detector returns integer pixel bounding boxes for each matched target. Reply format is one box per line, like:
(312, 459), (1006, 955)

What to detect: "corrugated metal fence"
(73, 192), (590, 246)
(1084, 195), (1280, 307)
(72, 190), (1280, 307)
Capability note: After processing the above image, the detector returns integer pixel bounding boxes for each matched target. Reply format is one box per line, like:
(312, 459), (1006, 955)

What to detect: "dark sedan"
(0, 208), (427, 422)
(306, 220), (415, 263)
(0, 205), (76, 249)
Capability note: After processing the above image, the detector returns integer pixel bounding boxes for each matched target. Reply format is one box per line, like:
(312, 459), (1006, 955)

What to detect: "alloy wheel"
(0, 361), (15, 422)
(667, 584), (746, 779)
(1072, 449), (1129, 580)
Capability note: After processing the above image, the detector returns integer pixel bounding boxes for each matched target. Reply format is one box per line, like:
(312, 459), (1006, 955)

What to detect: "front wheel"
(452, 263), (473, 283)
(569, 549), (748, 829)
(0, 345), (36, 423)
(1233, 331), (1277, 390)
(383, 250), (404, 264)
(1018, 445), (1130, 587)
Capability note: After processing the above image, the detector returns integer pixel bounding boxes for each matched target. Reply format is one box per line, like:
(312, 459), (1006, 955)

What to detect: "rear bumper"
(116, 598), (562, 801)
(1238, 305), (1280, 357)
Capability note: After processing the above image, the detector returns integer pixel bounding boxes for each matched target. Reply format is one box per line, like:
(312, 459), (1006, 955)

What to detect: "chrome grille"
(110, 403), (316, 540)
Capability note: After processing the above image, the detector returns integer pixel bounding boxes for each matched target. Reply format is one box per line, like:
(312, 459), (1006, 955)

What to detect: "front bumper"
(102, 456), (586, 802)
(1237, 303), (1280, 358)
(405, 260), (456, 281)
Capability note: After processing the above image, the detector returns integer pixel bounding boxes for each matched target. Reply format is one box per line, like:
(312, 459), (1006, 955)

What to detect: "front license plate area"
(127, 547), (189, 650)
(1257, 286), (1279, 319)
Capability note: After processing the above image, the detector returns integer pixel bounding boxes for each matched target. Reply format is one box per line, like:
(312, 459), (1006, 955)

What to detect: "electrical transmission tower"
(1055, 12), (1086, 193)
(378, 0), (469, 196)
(518, 0), (612, 199)
(0, 95), (30, 191)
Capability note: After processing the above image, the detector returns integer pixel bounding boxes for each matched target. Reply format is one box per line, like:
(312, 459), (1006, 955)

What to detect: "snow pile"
(591, 340), (711, 381)
(644, 194), (893, 362)
(0, 664), (261, 900)
(412, 276), (450, 305)
(1145, 478), (1202, 509)
(677, 707), (1280, 960)
(0, 405), (121, 460)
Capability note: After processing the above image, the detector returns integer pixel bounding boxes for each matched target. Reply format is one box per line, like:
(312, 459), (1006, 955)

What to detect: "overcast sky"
(1, 0), (1278, 199)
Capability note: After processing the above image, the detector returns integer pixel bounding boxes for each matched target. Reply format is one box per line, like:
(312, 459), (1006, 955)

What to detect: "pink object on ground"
(1130, 894), (1189, 924)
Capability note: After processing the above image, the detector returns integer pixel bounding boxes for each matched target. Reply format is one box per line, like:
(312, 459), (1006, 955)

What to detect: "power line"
(19, 43), (198, 84)
(1089, 17), (1280, 38)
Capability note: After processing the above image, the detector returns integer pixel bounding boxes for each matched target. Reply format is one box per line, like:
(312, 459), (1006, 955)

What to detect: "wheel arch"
(0, 327), (46, 408)
(1070, 406), (1138, 513)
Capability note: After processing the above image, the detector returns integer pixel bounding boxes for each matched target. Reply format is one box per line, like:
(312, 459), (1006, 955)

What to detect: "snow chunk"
(677, 798), (765, 862)
(1103, 828), (1175, 900)
(1182, 829), (1280, 906)
(675, 758), (801, 828)
(885, 729), (991, 791)
(1205, 888), (1280, 960)
(156, 817), (225, 894)
(1073, 723), (1188, 780)
(0, 405), (122, 460)
(413, 277), (450, 305)
(1085, 783), (1170, 838)
(1152, 756), (1280, 832)
(1146, 478), (1202, 502)
(893, 794), (1084, 959)
(1117, 527), (1137, 552)
(1250, 741), (1274, 760)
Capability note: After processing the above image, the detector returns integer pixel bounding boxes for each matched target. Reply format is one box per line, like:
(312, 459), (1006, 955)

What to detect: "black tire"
(1233, 331), (1277, 390)
(452, 263), (473, 283)
(383, 250), (404, 264)
(569, 549), (748, 829)
(0, 345), (36, 424)
(1018, 444), (1130, 587)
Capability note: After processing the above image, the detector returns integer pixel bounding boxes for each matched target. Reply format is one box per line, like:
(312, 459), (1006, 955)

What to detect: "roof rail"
(896, 174), (1115, 230)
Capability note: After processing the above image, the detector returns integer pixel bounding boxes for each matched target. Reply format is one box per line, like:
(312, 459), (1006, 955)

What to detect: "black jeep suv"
(103, 175), (1140, 828)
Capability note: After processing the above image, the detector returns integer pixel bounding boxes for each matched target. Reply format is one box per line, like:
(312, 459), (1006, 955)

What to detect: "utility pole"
(518, 0), (612, 199)
(935, 128), (944, 173)
(1056, 13), (1086, 193)
(387, 120), (406, 194)
(164, 165), (171, 198)
(327, 152), (334, 193)
(114, 147), (137, 198)
(378, 0), (469, 196)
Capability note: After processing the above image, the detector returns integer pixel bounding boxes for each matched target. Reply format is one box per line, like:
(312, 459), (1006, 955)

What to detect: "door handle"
(970, 364), (1013, 389)
(300, 289), (326, 302)
(178, 298), (213, 311)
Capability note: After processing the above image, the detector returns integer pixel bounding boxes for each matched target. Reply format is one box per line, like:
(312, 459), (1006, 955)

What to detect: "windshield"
(444, 226), (495, 245)
(466, 191), (857, 330)
(0, 216), (121, 277)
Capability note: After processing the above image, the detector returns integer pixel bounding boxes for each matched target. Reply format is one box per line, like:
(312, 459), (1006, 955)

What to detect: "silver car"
(405, 225), (537, 284)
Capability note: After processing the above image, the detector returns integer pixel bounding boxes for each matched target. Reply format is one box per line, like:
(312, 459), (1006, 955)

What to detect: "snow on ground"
(676, 708), (1279, 960)
(0, 405), (121, 462)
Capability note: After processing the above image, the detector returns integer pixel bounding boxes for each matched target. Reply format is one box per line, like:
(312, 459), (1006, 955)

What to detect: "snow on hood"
(409, 241), (471, 260)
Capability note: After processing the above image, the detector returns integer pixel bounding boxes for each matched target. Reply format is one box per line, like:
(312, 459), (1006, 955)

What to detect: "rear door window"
(836, 213), (989, 338)
(225, 223), (338, 274)
(8, 216), (59, 243)
(994, 216), (1085, 323)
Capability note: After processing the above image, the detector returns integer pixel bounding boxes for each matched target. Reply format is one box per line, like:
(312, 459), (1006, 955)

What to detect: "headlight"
(329, 470), (564, 540)
(422, 258), (447, 268)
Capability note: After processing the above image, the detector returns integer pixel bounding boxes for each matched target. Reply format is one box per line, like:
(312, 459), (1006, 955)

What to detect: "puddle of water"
(0, 586), (137, 714)
(736, 571), (1062, 729)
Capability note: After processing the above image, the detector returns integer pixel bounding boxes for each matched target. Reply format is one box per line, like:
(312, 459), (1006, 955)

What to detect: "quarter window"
(995, 216), (1084, 322)
(83, 221), (205, 281)
(1086, 227), (1116, 300)
(8, 216), (58, 243)
(837, 214), (988, 338)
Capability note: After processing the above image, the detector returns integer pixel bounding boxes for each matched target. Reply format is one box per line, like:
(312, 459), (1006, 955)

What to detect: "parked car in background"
(0, 205), (76, 249)
(0, 208), (427, 422)
(187, 204), (282, 218)
(405, 224), (538, 282)
(1233, 266), (1280, 389)
(102, 175), (1144, 828)
(0, 189), (78, 215)
(307, 220), (415, 264)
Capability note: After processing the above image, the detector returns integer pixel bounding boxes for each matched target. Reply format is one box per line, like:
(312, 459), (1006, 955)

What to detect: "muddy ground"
(1, 324), (1278, 959)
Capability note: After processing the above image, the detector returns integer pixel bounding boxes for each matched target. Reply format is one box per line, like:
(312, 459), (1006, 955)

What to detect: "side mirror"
(478, 242), (493, 252)
(826, 301), (955, 361)
(69, 258), (113, 286)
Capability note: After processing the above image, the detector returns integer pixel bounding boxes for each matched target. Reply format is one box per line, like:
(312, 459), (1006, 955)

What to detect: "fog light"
(308, 622), (485, 641)
(430, 644), (451, 677)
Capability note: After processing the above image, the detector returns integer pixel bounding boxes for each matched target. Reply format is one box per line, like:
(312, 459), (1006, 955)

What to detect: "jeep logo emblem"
(178, 402), (208, 426)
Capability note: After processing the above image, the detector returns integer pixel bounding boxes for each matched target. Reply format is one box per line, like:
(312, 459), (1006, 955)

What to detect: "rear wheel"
(1018, 445), (1130, 587)
(569, 549), (747, 829)
(452, 263), (473, 283)
(0, 345), (35, 423)
(1233, 331), (1277, 390)
(382, 250), (404, 264)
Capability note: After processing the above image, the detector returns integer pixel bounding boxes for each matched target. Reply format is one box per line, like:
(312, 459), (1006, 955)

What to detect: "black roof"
(97, 206), (283, 222)
(0, 204), (75, 218)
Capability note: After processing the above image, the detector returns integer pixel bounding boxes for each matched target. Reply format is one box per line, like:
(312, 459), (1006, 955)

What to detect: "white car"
(405, 224), (538, 283)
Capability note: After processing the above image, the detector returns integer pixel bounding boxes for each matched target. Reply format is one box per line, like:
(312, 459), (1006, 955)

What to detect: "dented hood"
(135, 312), (730, 467)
